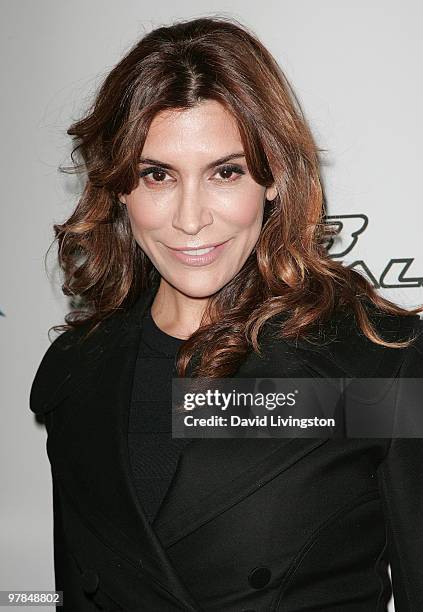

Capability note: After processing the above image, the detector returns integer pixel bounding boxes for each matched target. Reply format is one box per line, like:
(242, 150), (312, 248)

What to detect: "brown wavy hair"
(49, 15), (423, 377)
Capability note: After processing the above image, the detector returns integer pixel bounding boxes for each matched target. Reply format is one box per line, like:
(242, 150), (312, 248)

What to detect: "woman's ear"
(117, 193), (126, 205)
(265, 184), (278, 201)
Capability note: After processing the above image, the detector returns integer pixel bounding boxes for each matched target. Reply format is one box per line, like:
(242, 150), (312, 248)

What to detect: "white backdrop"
(1, 1), (422, 610)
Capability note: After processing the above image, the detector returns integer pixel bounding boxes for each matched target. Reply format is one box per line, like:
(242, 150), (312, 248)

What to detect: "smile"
(181, 246), (215, 255)
(165, 240), (231, 267)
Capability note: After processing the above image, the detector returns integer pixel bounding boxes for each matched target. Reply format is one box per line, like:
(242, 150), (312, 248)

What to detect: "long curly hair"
(49, 15), (423, 377)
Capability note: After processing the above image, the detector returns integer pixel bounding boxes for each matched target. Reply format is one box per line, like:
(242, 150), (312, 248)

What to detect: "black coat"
(30, 285), (423, 612)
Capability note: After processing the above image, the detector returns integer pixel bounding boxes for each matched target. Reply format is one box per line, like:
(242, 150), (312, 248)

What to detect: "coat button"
(248, 566), (272, 589)
(81, 568), (100, 594)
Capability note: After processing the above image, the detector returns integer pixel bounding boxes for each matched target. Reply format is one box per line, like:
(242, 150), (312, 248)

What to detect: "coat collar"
(31, 283), (421, 610)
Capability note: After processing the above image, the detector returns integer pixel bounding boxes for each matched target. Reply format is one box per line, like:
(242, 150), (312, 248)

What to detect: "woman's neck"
(150, 278), (209, 340)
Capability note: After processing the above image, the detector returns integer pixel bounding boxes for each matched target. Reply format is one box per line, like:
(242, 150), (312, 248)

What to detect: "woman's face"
(120, 99), (277, 298)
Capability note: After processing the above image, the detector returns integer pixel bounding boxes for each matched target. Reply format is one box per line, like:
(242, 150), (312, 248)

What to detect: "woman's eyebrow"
(138, 152), (245, 171)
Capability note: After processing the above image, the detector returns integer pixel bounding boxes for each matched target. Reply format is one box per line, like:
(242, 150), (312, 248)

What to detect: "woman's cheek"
(127, 193), (170, 231)
(216, 187), (264, 227)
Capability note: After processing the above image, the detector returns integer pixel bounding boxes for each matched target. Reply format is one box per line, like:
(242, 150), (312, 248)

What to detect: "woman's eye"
(214, 164), (246, 182)
(138, 167), (171, 184)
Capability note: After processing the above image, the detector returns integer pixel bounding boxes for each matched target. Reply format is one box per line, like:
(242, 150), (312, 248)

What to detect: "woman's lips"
(165, 240), (230, 266)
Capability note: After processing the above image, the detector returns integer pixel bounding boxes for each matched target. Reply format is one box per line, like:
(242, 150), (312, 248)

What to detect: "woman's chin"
(164, 275), (232, 300)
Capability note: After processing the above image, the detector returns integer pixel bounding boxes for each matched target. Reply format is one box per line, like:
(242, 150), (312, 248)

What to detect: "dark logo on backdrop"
(324, 214), (422, 289)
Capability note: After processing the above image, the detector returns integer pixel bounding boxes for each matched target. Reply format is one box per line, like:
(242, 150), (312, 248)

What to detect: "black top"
(128, 309), (193, 524)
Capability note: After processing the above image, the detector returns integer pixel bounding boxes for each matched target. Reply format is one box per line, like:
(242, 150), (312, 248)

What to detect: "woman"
(30, 15), (423, 612)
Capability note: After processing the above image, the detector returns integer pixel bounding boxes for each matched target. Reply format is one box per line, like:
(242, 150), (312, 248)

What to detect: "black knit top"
(128, 309), (193, 524)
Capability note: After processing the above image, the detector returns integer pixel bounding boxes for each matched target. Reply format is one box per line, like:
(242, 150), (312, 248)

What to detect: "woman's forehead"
(142, 100), (243, 156)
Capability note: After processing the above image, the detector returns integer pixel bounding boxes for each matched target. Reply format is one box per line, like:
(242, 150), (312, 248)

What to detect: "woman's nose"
(171, 187), (214, 235)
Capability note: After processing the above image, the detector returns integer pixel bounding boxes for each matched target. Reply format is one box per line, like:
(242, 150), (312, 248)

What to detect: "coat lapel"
(151, 303), (420, 546)
(46, 283), (201, 611)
